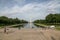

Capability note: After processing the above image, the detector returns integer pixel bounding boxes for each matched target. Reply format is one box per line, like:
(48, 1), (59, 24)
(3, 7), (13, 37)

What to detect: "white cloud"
(0, 0), (60, 21)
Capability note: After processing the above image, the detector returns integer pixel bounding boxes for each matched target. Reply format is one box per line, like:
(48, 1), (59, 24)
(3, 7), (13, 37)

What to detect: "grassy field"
(34, 23), (60, 30)
(55, 25), (60, 30)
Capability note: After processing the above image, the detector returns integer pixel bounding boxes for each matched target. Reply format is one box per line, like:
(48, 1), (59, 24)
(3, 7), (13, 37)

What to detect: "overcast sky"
(0, 0), (60, 21)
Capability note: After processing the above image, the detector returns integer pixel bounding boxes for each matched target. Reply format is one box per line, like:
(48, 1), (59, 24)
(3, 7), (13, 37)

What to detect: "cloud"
(0, 0), (60, 21)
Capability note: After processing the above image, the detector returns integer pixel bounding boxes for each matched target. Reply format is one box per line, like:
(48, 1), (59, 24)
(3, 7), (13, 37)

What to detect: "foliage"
(0, 16), (28, 26)
(46, 14), (60, 23)
(34, 13), (60, 24)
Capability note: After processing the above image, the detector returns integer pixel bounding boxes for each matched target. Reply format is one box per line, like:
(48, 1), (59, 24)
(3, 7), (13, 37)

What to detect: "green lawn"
(34, 23), (60, 30)
(34, 23), (48, 28)
(55, 27), (60, 30)
(55, 25), (60, 30)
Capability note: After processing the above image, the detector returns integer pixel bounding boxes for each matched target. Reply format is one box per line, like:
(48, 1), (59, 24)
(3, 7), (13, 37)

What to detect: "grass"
(0, 24), (24, 28)
(34, 23), (48, 28)
(55, 25), (60, 30)
(55, 27), (60, 30)
(0, 26), (4, 29)
(34, 23), (60, 30)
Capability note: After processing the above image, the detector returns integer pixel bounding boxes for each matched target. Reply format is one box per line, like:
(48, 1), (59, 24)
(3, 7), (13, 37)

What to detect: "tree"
(45, 13), (60, 23)
(0, 16), (28, 26)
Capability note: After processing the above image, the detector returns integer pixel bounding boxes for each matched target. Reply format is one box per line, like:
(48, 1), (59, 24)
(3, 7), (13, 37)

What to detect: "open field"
(34, 23), (60, 30)
(0, 28), (60, 40)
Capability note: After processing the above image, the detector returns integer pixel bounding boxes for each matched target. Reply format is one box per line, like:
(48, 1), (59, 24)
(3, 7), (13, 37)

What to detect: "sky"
(0, 0), (60, 22)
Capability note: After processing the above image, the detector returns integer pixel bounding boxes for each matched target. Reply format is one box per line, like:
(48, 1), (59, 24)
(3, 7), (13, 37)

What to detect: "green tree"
(46, 13), (60, 23)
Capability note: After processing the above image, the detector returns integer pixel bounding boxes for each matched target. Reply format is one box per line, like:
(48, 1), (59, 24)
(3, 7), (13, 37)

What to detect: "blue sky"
(0, 0), (60, 21)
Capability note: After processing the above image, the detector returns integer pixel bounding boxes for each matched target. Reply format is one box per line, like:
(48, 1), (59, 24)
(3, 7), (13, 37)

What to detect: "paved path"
(0, 28), (60, 40)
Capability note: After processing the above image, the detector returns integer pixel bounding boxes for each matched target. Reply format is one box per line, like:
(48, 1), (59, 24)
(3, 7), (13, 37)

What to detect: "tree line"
(34, 13), (60, 25)
(0, 16), (28, 26)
